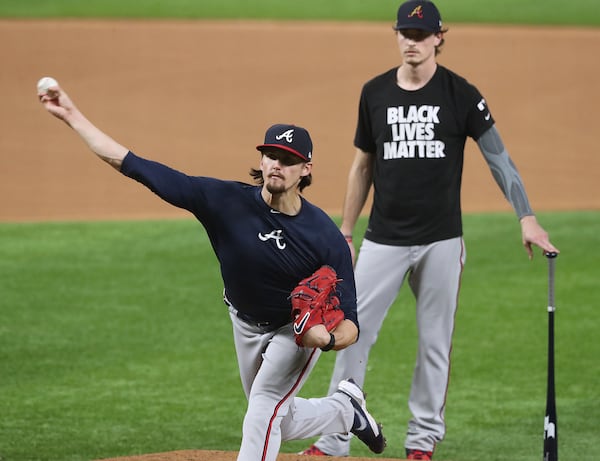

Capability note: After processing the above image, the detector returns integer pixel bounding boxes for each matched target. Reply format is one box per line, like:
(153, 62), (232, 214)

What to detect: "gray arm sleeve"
(476, 125), (534, 219)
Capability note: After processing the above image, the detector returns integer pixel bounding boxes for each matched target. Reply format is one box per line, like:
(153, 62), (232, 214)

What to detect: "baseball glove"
(290, 265), (344, 347)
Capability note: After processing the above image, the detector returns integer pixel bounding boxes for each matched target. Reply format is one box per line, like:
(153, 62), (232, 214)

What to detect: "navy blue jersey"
(121, 152), (357, 327)
(355, 65), (495, 245)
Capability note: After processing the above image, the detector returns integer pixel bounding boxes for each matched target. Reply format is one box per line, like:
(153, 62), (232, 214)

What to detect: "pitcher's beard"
(266, 182), (286, 195)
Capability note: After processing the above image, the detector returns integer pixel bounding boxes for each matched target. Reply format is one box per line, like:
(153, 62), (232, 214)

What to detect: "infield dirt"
(1, 21), (598, 223)
(0, 19), (598, 461)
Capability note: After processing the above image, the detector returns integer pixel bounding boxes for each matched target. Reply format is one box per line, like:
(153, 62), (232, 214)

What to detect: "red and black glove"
(290, 265), (344, 347)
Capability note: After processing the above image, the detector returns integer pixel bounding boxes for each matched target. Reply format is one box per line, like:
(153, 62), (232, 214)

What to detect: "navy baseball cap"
(394, 0), (443, 33)
(256, 124), (313, 162)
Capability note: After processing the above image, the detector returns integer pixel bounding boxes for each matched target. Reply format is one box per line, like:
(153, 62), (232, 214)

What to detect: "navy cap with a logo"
(256, 124), (313, 162)
(394, 0), (443, 33)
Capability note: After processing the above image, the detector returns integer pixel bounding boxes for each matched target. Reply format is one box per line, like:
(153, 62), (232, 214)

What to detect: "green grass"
(1, 211), (598, 461)
(2, 1), (596, 459)
(0, 0), (599, 26)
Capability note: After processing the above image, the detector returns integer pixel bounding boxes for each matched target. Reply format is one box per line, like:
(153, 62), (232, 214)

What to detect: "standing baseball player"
(301, 1), (559, 459)
(38, 84), (385, 461)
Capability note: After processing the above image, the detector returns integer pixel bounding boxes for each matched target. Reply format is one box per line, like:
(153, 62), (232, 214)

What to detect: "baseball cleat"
(297, 444), (329, 456)
(336, 378), (386, 454)
(406, 448), (434, 460)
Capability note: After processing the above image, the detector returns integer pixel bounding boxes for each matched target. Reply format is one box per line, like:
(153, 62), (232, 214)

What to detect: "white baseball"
(37, 76), (59, 94)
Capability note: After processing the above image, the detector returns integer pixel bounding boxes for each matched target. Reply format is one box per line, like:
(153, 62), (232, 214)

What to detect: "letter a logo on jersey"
(258, 229), (287, 249)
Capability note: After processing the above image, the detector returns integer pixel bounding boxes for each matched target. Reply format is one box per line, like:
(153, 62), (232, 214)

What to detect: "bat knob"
(544, 251), (558, 259)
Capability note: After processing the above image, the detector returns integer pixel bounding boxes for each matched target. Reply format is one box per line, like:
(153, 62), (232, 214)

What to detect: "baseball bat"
(543, 251), (558, 461)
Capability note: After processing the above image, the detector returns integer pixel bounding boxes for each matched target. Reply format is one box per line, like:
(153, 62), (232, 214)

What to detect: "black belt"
(224, 292), (290, 333)
(234, 310), (289, 332)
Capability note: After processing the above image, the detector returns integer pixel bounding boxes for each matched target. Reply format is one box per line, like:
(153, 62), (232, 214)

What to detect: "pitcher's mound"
(96, 449), (405, 461)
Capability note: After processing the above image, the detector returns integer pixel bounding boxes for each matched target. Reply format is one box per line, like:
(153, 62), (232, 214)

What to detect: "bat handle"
(545, 252), (557, 312)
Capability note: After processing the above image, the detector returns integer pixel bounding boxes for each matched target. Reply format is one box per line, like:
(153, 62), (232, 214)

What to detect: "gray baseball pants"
(313, 236), (465, 455)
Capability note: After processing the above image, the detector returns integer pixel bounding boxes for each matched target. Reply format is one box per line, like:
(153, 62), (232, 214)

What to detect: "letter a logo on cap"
(275, 129), (294, 143)
(409, 6), (424, 18)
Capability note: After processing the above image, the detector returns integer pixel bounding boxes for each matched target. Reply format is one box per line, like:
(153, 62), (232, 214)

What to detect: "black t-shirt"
(355, 65), (495, 245)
